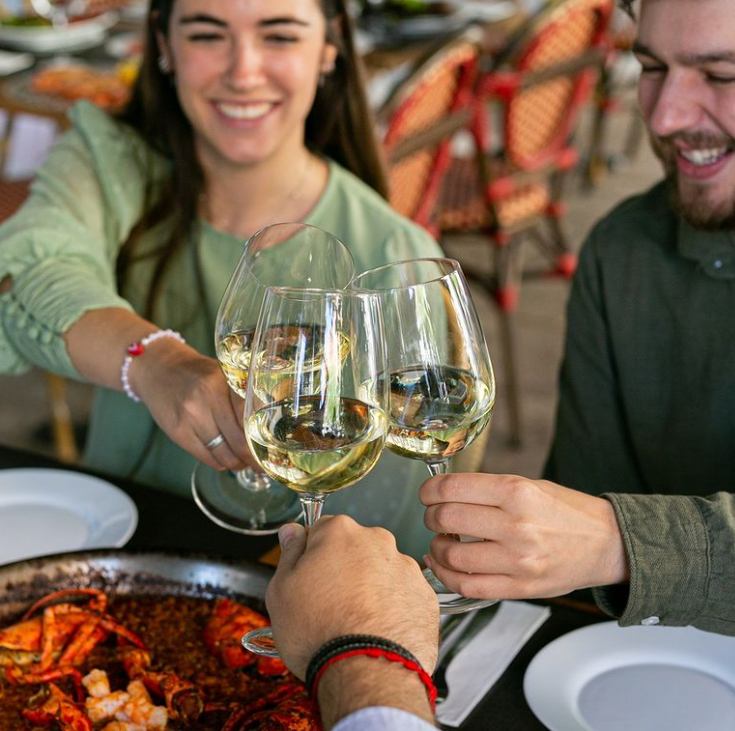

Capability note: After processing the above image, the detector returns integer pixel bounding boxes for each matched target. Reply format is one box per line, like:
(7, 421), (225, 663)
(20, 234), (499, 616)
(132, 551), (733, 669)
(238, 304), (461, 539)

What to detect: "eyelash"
(265, 34), (300, 44)
(188, 33), (223, 42)
(706, 75), (735, 85)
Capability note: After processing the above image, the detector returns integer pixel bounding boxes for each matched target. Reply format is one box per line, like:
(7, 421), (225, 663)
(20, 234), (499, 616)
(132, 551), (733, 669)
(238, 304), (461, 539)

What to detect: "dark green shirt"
(545, 181), (735, 635)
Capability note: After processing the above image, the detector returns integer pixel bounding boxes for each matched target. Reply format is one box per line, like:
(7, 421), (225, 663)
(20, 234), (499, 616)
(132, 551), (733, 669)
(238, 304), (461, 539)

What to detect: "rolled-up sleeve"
(0, 113), (138, 378)
(593, 492), (735, 636)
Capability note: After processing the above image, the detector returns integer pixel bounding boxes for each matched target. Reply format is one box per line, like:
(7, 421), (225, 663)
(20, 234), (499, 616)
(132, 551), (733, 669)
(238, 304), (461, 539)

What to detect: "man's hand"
(266, 515), (439, 681)
(420, 473), (629, 600)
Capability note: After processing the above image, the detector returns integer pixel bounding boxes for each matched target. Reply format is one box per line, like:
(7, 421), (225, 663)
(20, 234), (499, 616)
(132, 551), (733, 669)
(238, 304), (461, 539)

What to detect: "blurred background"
(0, 0), (657, 479)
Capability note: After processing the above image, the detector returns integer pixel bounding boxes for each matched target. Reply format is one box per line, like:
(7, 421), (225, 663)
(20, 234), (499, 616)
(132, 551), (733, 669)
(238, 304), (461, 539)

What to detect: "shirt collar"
(677, 218), (735, 280)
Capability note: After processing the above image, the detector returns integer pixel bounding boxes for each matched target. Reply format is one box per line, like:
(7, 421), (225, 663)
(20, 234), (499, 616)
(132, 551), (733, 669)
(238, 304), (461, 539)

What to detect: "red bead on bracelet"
(120, 329), (185, 402)
(310, 647), (438, 712)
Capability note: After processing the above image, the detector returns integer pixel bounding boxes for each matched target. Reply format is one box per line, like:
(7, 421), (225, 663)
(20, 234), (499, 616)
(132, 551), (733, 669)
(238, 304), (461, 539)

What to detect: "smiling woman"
(0, 0), (443, 558)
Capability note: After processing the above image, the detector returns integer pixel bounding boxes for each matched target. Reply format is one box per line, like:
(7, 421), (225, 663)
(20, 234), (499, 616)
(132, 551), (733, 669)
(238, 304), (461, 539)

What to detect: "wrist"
(595, 497), (630, 586)
(317, 656), (435, 730)
(122, 329), (187, 402)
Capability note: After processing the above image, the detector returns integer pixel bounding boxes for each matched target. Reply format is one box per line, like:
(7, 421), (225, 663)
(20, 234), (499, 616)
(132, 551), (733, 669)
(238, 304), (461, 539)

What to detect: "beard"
(650, 131), (735, 230)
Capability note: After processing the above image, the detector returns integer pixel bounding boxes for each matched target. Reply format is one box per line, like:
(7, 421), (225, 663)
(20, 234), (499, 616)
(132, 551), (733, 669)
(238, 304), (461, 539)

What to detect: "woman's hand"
(132, 338), (258, 472)
(420, 473), (629, 600)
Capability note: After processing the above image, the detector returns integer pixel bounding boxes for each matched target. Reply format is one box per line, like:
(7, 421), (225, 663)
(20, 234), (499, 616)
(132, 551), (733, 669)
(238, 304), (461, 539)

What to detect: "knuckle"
(435, 474), (462, 502)
(440, 541), (465, 571)
(433, 502), (460, 531)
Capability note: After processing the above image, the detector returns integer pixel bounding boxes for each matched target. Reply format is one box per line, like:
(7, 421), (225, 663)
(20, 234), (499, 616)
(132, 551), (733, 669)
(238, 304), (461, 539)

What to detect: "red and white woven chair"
(438, 0), (614, 444)
(379, 31), (480, 238)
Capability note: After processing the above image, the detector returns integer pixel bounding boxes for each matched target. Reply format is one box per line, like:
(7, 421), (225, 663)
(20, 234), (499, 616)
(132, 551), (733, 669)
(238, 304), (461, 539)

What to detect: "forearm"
(63, 307), (194, 394)
(593, 492), (735, 635)
(317, 657), (435, 730)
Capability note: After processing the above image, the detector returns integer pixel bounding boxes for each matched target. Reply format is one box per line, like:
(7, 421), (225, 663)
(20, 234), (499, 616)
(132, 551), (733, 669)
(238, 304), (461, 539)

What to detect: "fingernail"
(423, 554), (433, 570)
(278, 523), (298, 547)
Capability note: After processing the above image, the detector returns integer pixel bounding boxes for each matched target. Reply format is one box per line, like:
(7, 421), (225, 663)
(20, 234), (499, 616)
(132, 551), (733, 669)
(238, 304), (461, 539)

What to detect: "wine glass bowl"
(241, 286), (389, 655)
(191, 223), (356, 535)
(350, 258), (496, 613)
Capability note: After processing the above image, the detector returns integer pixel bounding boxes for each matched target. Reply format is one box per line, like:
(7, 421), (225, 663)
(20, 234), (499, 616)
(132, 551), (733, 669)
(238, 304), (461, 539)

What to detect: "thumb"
(274, 523), (307, 573)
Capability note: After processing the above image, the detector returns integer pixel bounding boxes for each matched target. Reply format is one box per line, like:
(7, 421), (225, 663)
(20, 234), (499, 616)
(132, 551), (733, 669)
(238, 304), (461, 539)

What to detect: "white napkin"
(435, 601), (551, 728)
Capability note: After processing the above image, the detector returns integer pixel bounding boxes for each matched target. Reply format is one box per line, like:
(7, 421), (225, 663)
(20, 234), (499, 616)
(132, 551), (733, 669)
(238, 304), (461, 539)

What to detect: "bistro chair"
(378, 32), (496, 470)
(378, 30), (481, 238)
(584, 5), (643, 186)
(437, 0), (614, 445)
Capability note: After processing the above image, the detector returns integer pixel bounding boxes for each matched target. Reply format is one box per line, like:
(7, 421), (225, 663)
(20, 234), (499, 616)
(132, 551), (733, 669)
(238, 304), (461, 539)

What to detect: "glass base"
(241, 626), (279, 658)
(191, 462), (302, 535)
(424, 568), (499, 615)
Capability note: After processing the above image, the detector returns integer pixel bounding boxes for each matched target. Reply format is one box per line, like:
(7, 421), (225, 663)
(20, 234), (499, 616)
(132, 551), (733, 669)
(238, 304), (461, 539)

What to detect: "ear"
(154, 14), (174, 72)
(321, 42), (338, 75)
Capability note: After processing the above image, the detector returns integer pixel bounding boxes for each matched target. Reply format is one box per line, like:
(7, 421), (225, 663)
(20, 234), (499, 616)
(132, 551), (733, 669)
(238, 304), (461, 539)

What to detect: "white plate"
(0, 468), (138, 565)
(0, 12), (118, 53)
(524, 621), (735, 731)
(0, 48), (33, 75)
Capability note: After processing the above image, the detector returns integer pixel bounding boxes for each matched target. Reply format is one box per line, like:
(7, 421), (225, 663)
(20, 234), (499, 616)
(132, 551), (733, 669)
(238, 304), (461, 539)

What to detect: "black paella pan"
(0, 549), (274, 622)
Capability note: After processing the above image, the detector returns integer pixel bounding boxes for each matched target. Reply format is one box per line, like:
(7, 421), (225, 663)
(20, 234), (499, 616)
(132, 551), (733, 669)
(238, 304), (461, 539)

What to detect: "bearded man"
(418, 0), (735, 636)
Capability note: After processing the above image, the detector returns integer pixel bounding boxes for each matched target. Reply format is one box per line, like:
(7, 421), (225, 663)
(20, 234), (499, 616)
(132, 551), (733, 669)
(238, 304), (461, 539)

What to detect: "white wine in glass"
(191, 222), (356, 535)
(241, 286), (389, 656)
(351, 258), (496, 614)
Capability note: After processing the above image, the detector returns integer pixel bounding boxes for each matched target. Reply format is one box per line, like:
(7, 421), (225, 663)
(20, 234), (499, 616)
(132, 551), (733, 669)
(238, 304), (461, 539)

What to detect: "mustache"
(653, 131), (735, 151)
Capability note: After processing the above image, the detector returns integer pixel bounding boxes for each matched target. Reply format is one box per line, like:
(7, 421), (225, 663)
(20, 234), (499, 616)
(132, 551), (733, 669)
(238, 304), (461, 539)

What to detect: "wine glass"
(191, 222), (356, 535)
(241, 285), (389, 656)
(350, 258), (496, 614)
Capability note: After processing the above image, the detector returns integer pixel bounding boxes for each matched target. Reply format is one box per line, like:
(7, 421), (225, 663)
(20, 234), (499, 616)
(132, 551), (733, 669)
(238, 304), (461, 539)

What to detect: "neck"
(199, 142), (327, 240)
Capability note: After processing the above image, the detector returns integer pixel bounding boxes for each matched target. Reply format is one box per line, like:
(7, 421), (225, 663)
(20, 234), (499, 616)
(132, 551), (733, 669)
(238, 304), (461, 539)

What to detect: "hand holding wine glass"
(191, 222), (355, 535)
(241, 285), (389, 657)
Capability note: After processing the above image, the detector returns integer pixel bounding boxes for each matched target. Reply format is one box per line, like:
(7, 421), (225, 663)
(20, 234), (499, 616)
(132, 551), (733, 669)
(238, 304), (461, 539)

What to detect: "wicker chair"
(437, 0), (613, 445)
(378, 31), (481, 238)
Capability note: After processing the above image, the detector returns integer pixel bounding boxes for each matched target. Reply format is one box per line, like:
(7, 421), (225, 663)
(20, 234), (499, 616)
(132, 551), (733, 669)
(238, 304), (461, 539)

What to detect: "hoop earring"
(158, 55), (171, 74)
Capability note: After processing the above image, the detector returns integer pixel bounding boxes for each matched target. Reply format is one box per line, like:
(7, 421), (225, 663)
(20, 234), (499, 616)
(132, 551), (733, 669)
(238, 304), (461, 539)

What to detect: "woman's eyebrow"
(179, 14), (228, 27)
(259, 17), (310, 27)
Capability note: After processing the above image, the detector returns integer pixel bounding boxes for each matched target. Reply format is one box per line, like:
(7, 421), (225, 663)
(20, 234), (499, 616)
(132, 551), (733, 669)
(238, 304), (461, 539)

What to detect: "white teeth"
(679, 147), (729, 165)
(216, 102), (273, 120)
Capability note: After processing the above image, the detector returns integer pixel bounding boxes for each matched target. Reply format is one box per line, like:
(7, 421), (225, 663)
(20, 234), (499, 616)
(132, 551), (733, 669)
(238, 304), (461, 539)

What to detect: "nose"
(226, 39), (266, 89)
(644, 70), (705, 138)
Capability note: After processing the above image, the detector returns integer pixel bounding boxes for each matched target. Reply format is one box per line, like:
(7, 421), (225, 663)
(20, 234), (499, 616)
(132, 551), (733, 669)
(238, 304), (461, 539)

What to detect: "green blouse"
(0, 102), (443, 559)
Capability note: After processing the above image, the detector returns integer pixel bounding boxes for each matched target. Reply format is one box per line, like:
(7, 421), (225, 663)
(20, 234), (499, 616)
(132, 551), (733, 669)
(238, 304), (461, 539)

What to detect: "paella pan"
(0, 550), (318, 731)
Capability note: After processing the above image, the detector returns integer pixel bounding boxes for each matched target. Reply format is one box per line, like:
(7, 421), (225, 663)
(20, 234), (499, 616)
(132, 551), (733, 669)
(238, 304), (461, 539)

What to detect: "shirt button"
(641, 616), (660, 626)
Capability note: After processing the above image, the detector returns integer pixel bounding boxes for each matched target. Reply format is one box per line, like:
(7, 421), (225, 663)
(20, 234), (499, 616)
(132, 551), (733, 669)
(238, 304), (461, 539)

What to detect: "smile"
(214, 102), (275, 121)
(678, 147), (731, 167)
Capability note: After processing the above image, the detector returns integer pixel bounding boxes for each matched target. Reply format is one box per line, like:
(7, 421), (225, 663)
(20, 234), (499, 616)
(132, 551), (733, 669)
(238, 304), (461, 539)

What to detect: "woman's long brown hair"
(116, 0), (388, 320)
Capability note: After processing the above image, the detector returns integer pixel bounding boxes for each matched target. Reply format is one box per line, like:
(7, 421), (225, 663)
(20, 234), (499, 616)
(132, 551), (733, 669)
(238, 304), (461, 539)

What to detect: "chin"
(670, 178), (735, 230)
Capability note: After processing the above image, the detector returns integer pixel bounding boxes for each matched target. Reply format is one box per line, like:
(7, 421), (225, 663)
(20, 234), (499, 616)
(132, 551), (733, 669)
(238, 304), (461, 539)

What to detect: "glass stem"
(235, 468), (271, 492)
(427, 460), (449, 477)
(300, 495), (326, 527)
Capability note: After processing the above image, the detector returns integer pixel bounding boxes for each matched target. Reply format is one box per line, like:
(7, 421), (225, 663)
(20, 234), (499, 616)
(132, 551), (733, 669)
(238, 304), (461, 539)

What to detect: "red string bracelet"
(309, 645), (437, 713)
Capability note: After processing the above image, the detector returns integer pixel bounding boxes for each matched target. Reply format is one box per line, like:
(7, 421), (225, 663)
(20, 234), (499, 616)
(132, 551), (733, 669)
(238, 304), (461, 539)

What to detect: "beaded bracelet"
(306, 635), (437, 713)
(121, 329), (185, 403)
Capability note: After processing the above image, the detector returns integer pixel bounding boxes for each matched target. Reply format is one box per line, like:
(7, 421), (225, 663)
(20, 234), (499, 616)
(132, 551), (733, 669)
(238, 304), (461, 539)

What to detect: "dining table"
(0, 441), (609, 731)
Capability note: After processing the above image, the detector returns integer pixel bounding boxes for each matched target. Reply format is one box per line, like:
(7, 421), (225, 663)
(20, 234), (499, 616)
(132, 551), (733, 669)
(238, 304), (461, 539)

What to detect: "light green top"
(0, 101), (443, 559)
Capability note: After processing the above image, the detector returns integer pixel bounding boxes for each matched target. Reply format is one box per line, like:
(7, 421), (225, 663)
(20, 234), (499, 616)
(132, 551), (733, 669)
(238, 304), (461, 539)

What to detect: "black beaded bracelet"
(306, 634), (437, 711)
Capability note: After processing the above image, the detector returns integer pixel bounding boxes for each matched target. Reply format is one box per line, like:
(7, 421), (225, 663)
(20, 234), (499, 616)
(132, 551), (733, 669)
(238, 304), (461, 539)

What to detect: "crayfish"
(0, 588), (146, 698)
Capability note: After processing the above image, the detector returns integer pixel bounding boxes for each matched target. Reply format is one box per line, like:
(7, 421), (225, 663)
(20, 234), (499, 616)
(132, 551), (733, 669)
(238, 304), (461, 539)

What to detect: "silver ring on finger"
(205, 433), (226, 450)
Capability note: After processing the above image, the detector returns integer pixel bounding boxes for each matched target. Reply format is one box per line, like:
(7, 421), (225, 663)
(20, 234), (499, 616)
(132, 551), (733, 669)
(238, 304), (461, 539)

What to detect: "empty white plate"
(0, 468), (138, 565)
(524, 621), (735, 731)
